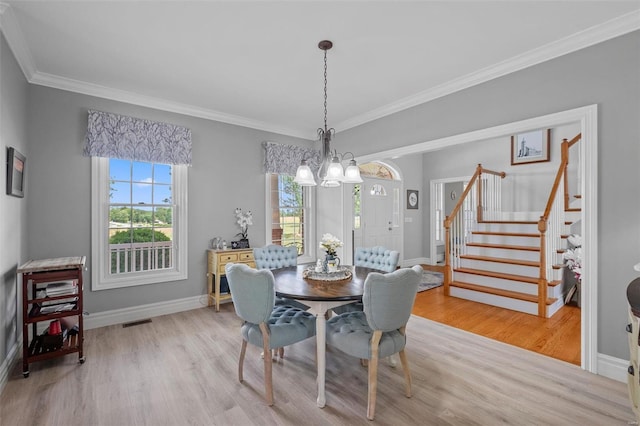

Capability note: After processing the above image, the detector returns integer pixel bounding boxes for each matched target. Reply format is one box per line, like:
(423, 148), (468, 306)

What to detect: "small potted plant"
(234, 208), (253, 248)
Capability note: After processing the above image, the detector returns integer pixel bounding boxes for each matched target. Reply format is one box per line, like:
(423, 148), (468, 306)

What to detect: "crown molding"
(0, 2), (36, 79)
(335, 10), (640, 133)
(1, 2), (637, 138)
(29, 71), (310, 139)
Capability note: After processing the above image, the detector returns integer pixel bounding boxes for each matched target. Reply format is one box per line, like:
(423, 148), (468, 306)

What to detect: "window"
(91, 157), (188, 290)
(267, 174), (314, 264)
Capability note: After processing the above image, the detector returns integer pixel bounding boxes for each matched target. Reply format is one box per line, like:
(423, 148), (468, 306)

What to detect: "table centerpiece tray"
(302, 265), (352, 284)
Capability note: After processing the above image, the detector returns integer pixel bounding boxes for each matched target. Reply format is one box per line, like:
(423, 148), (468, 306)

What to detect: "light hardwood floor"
(0, 305), (632, 425)
(413, 265), (581, 365)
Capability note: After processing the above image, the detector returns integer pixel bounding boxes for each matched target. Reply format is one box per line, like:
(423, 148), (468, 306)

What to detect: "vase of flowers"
(234, 208), (253, 248)
(319, 233), (342, 273)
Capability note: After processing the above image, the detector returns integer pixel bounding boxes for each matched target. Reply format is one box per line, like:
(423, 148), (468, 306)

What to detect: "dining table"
(271, 264), (380, 408)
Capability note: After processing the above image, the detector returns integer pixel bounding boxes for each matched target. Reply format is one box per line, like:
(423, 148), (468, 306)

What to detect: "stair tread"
(459, 254), (539, 267)
(549, 280), (561, 287)
(566, 208), (581, 212)
(454, 267), (538, 283)
(479, 220), (538, 225)
(574, 195), (582, 199)
(466, 242), (540, 252)
(450, 281), (557, 305)
(472, 231), (539, 238)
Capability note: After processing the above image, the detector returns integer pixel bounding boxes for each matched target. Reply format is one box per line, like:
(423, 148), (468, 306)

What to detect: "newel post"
(562, 139), (569, 211)
(537, 217), (548, 318)
(476, 164), (483, 223)
(444, 216), (451, 296)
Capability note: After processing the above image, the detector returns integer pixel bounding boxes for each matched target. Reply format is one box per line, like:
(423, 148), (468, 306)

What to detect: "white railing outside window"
(110, 241), (174, 274)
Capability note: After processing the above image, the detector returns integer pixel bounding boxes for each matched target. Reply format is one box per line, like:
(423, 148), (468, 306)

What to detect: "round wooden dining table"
(271, 264), (381, 408)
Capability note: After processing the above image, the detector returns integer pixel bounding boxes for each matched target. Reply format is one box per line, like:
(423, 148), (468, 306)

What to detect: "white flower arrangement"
(319, 233), (342, 257)
(234, 208), (253, 240)
(563, 234), (582, 282)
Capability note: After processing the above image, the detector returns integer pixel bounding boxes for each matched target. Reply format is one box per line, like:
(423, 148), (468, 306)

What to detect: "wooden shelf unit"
(207, 249), (255, 311)
(18, 256), (86, 377)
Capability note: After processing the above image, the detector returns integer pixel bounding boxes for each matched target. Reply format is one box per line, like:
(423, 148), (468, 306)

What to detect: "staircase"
(443, 134), (581, 318)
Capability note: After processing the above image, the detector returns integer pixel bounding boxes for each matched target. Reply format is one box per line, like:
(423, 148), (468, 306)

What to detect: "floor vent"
(122, 318), (152, 328)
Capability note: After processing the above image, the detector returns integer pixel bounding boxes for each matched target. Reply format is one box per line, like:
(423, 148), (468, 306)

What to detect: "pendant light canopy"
(294, 40), (363, 187)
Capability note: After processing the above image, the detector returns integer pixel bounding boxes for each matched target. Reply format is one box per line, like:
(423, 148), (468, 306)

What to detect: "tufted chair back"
(354, 246), (399, 272)
(254, 245), (298, 270)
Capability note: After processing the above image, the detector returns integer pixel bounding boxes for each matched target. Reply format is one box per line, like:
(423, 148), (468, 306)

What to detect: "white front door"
(358, 178), (402, 255)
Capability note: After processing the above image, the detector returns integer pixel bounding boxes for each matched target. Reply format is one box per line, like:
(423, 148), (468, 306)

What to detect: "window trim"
(264, 173), (315, 264)
(91, 157), (188, 291)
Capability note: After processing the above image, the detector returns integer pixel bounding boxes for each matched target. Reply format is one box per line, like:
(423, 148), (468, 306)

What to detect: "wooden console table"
(207, 249), (255, 311)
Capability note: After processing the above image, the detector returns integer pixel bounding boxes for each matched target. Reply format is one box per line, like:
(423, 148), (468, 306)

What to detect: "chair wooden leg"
(239, 339), (247, 383)
(260, 323), (274, 406)
(367, 330), (382, 421)
(398, 349), (412, 398)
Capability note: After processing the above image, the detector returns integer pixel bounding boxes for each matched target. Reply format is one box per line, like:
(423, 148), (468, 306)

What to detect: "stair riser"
(471, 234), (540, 246)
(453, 273), (563, 299)
(465, 245), (539, 261)
(459, 258), (538, 277)
(450, 287), (564, 317)
(476, 223), (539, 233)
(450, 287), (539, 315)
(453, 272), (538, 295)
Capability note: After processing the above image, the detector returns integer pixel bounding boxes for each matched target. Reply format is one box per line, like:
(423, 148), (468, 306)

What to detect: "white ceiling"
(1, 1), (639, 139)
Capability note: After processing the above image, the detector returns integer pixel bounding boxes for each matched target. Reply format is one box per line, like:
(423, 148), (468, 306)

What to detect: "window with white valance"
(263, 141), (320, 176)
(86, 110), (190, 290)
(263, 142), (317, 263)
(84, 109), (192, 165)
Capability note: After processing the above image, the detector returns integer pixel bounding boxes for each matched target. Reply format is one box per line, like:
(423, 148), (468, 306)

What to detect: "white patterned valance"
(263, 141), (320, 176)
(84, 110), (192, 165)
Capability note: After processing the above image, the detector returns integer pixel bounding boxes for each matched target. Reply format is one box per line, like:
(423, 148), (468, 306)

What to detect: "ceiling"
(1, 1), (639, 139)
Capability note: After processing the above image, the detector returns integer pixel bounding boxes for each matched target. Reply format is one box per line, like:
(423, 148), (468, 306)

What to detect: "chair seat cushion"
(242, 305), (316, 349)
(275, 296), (310, 311)
(326, 311), (406, 359)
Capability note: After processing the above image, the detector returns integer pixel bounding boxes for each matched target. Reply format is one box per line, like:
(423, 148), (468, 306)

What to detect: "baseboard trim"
(597, 352), (628, 383)
(401, 257), (430, 267)
(0, 339), (20, 394)
(84, 294), (207, 330)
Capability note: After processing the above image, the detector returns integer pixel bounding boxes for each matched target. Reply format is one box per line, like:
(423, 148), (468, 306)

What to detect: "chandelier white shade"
(294, 40), (362, 187)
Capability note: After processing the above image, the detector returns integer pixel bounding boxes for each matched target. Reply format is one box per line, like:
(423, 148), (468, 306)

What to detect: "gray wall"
(24, 87), (310, 315)
(338, 31), (640, 360)
(0, 34), (29, 372)
(388, 156), (423, 261)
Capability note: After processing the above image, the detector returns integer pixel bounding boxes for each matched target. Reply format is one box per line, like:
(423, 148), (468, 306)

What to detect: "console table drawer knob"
(628, 323), (633, 333)
(630, 365), (635, 376)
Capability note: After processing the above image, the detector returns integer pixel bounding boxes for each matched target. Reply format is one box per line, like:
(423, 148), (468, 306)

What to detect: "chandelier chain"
(323, 48), (328, 132)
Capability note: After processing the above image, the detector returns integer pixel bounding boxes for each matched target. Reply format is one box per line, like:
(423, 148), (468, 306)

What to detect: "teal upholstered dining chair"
(253, 245), (309, 311)
(225, 263), (316, 406)
(353, 246), (400, 272)
(326, 265), (422, 420)
(333, 246), (400, 315)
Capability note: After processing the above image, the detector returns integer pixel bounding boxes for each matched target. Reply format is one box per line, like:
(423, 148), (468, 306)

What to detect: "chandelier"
(294, 40), (363, 187)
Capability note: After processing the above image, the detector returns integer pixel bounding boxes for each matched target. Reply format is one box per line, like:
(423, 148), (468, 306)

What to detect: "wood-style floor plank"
(413, 265), (581, 365)
(0, 305), (630, 426)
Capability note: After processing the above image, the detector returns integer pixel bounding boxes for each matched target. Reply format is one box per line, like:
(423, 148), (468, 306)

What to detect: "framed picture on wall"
(407, 189), (419, 209)
(6, 147), (26, 198)
(511, 129), (550, 165)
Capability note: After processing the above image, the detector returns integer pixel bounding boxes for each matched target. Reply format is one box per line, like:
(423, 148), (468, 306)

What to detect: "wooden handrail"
(567, 132), (581, 148)
(541, 132), (581, 228)
(444, 164), (506, 297)
(444, 164), (506, 228)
